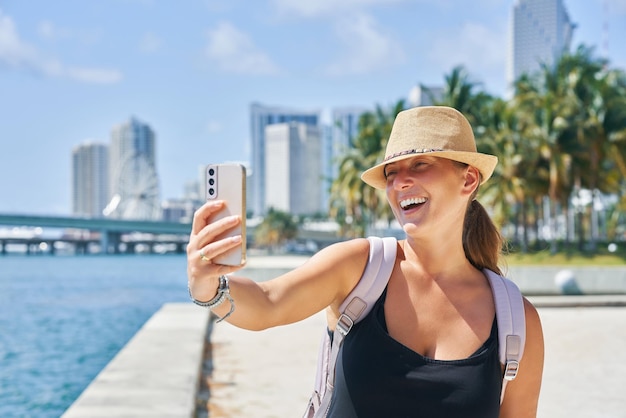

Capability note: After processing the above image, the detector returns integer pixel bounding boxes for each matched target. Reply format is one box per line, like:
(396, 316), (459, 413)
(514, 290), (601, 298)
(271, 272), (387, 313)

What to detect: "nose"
(392, 168), (412, 190)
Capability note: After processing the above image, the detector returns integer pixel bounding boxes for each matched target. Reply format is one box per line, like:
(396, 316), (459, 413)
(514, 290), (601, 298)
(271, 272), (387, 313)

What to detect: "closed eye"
(384, 166), (397, 179)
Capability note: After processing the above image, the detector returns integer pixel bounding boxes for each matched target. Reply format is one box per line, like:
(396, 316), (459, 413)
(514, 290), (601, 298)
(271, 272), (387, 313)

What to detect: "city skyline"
(1, 1), (625, 215)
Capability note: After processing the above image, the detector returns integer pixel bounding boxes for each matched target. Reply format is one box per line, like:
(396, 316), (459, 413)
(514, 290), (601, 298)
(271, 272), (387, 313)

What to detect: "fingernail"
(231, 235), (242, 243)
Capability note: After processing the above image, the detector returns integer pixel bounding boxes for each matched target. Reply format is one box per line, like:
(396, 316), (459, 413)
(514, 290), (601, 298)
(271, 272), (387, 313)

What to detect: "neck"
(401, 232), (475, 281)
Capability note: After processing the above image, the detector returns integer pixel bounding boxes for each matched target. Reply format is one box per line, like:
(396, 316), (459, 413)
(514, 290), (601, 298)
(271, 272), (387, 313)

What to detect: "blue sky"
(1, 0), (624, 215)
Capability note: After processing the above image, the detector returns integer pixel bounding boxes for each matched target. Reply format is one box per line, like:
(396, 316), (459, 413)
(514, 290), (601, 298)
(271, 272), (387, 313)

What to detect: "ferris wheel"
(103, 152), (161, 220)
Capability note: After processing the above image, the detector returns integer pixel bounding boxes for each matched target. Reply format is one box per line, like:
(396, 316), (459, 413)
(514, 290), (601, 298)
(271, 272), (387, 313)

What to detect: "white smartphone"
(205, 163), (247, 266)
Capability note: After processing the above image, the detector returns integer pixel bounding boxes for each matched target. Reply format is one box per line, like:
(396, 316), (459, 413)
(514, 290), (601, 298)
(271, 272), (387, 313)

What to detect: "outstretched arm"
(186, 200), (370, 330)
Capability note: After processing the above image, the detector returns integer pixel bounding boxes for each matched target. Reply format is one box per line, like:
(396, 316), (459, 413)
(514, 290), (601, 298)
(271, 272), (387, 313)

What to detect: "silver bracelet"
(188, 275), (235, 323)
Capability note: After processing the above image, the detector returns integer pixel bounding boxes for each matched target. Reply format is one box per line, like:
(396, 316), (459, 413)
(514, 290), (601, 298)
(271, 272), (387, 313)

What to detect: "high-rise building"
(250, 103), (321, 215)
(508, 0), (574, 89)
(72, 142), (109, 218)
(323, 107), (369, 209)
(106, 117), (161, 220)
(265, 122), (322, 216)
(330, 107), (368, 174)
(408, 85), (444, 107)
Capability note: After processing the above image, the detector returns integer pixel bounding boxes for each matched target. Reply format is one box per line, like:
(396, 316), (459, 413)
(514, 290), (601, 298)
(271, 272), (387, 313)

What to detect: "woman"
(187, 106), (544, 417)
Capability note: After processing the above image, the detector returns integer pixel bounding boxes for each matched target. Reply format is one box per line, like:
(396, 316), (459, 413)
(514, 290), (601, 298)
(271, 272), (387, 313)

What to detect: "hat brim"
(361, 151), (498, 189)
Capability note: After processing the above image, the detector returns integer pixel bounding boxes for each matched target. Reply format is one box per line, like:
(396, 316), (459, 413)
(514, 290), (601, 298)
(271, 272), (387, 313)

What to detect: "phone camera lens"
(208, 188), (215, 196)
(209, 178), (215, 186)
(208, 168), (215, 176)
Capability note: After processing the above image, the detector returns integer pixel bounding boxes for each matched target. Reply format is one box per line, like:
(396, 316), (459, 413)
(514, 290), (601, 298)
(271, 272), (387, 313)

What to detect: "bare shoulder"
(310, 237), (371, 263)
(305, 237), (371, 280)
(305, 237), (371, 303)
(522, 296), (544, 376)
(523, 297), (543, 339)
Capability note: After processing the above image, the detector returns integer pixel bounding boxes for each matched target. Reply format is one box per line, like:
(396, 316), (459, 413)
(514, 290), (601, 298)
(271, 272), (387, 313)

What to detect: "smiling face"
(384, 156), (479, 237)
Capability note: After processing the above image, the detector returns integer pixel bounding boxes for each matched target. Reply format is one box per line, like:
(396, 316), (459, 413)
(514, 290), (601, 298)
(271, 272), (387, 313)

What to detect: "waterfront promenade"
(62, 256), (626, 418)
(63, 297), (626, 417)
(207, 298), (626, 418)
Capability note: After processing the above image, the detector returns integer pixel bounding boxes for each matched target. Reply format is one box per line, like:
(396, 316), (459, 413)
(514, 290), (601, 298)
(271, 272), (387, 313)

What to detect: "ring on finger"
(199, 249), (211, 262)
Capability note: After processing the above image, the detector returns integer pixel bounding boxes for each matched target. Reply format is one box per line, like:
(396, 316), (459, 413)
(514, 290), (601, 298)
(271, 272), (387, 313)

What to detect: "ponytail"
(463, 199), (503, 275)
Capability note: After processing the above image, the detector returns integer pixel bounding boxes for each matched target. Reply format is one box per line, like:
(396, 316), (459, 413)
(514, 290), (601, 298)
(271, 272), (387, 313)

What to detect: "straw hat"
(361, 106), (498, 189)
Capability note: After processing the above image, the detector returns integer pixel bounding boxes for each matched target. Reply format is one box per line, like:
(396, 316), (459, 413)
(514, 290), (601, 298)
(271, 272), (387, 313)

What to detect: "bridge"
(0, 213), (344, 256)
(0, 213), (192, 255)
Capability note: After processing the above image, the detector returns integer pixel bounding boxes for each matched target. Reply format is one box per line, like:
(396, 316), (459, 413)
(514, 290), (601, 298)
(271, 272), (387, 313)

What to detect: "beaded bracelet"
(188, 275), (236, 323)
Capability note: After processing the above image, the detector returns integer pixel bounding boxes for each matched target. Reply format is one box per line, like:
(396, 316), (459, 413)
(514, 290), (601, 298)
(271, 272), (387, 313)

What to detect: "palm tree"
(523, 46), (626, 250)
(563, 47), (626, 248)
(329, 100), (404, 237)
(254, 207), (298, 252)
(513, 58), (580, 253)
(479, 98), (544, 252)
(426, 65), (493, 127)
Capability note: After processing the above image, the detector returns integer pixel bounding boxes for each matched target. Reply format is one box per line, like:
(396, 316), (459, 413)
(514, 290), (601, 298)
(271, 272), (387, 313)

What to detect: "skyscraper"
(72, 142), (109, 218)
(408, 85), (444, 107)
(250, 103), (321, 215)
(265, 122), (322, 216)
(323, 107), (369, 209)
(106, 117), (161, 220)
(508, 0), (574, 88)
(330, 107), (368, 174)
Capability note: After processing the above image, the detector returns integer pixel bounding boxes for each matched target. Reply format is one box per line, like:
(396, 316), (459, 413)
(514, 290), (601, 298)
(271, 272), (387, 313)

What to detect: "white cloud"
(271, 0), (407, 18)
(427, 21), (506, 86)
(0, 9), (122, 84)
(66, 67), (123, 83)
(0, 10), (39, 68)
(139, 32), (161, 54)
(205, 21), (281, 75)
(608, 0), (626, 14)
(38, 20), (71, 41)
(206, 120), (222, 134)
(324, 13), (405, 76)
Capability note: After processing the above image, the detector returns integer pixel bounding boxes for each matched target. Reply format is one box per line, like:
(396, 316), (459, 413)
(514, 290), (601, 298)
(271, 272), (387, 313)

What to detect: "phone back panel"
(206, 163), (246, 266)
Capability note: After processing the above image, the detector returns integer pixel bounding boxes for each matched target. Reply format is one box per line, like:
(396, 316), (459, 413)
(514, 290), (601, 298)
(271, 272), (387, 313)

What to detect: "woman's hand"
(186, 201), (370, 330)
(187, 200), (244, 302)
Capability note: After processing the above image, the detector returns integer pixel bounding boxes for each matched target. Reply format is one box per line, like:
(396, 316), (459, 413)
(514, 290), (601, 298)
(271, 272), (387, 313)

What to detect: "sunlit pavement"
(208, 296), (626, 418)
(533, 299), (626, 418)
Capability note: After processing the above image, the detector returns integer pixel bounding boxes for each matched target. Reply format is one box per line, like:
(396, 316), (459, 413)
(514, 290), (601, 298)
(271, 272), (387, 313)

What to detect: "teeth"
(400, 197), (426, 209)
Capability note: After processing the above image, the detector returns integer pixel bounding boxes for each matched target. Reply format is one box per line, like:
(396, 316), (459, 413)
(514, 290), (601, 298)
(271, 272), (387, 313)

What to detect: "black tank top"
(327, 288), (502, 418)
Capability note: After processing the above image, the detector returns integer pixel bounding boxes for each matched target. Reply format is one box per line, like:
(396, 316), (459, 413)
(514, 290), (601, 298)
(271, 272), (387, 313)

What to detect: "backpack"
(303, 236), (526, 418)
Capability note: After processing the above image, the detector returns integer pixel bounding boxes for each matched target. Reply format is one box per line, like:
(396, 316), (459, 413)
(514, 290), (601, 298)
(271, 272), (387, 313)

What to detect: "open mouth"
(400, 197), (427, 210)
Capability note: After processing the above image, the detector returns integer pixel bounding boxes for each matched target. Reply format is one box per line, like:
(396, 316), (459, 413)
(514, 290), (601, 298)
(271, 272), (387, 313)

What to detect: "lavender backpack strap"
(309, 236), (397, 418)
(484, 269), (526, 404)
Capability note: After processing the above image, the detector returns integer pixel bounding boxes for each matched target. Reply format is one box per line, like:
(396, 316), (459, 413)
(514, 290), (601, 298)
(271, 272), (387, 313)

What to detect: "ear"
(462, 165), (480, 196)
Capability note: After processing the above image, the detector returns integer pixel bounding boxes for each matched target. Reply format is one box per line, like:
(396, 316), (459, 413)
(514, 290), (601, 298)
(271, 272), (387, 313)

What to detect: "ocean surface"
(0, 254), (190, 418)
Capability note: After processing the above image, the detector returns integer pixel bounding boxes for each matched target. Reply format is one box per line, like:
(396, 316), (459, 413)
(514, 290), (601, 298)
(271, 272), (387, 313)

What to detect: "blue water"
(0, 254), (190, 418)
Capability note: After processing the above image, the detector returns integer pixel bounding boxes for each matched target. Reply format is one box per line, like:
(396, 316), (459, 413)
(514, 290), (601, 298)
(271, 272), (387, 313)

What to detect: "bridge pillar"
(0, 240), (5, 255)
(99, 230), (109, 254)
(100, 231), (122, 254)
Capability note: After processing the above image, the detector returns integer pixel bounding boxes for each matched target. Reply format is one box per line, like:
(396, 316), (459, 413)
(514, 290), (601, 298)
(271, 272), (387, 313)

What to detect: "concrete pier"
(62, 303), (210, 418)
